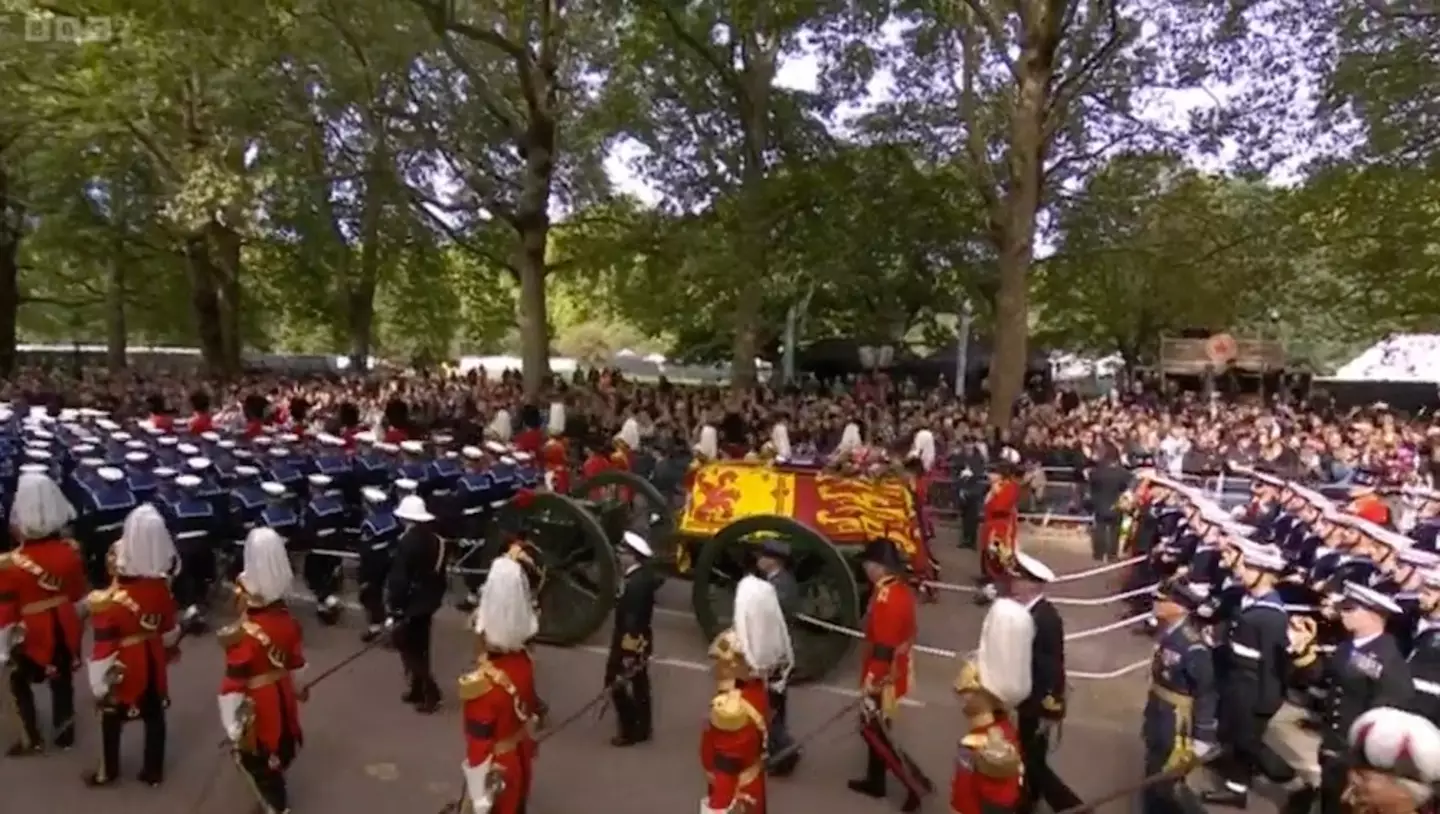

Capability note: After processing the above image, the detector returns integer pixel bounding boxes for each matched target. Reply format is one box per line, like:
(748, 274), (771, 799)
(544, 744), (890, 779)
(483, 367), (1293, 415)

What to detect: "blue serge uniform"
(73, 477), (139, 588)
(301, 488), (352, 616)
(357, 500), (401, 628)
(1142, 620), (1217, 814)
(163, 485), (219, 619)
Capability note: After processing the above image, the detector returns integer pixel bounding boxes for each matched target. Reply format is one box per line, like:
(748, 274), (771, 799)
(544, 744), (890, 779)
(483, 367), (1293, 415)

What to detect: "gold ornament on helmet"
(708, 629), (754, 684)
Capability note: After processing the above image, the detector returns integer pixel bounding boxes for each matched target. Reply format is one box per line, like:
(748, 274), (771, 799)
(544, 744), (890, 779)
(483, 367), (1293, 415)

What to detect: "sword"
(1052, 750), (1223, 814)
(765, 695), (863, 769)
(300, 635), (386, 694)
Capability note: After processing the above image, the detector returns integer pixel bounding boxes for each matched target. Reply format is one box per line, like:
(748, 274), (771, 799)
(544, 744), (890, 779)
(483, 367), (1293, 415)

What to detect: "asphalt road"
(1, 528), (1316, 814)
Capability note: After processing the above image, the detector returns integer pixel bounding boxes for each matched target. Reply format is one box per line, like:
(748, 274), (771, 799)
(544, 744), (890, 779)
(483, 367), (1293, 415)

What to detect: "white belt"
(1230, 642), (1261, 660)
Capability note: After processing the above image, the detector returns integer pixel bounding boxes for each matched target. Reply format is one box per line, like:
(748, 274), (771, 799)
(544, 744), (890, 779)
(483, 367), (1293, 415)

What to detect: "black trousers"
(8, 639), (76, 749)
(238, 738), (297, 814)
(767, 687), (796, 759)
(301, 550), (344, 603)
(80, 536), (112, 590)
(1215, 708), (1296, 791)
(1017, 715), (1082, 814)
(98, 686), (168, 781)
(173, 540), (216, 612)
(396, 614), (440, 706)
(1091, 516), (1121, 560)
(357, 544), (392, 626)
(1318, 752), (1349, 814)
(609, 667), (652, 741)
(959, 497), (981, 549)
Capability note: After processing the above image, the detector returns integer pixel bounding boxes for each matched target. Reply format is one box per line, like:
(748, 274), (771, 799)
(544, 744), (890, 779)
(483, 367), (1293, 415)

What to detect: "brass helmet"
(708, 629), (754, 684)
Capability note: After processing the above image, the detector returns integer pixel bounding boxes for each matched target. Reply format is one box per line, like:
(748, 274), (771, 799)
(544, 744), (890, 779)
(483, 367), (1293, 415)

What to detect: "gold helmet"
(708, 629), (754, 684)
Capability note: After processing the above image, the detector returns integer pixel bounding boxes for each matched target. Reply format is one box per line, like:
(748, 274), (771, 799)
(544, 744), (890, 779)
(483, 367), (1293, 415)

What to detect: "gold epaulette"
(709, 688), (748, 732)
(0, 552), (11, 569)
(458, 666), (492, 701)
(961, 726), (1022, 778)
(87, 588), (115, 612)
(64, 537), (81, 551)
(620, 633), (647, 653)
(216, 622), (246, 649)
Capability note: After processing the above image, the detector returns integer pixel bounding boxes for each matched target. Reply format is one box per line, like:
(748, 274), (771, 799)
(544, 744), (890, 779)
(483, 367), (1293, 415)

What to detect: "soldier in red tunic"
(701, 575), (790, 814)
(850, 539), (926, 812)
(611, 418), (639, 501)
(950, 597), (1032, 814)
(218, 528), (308, 814)
(541, 402), (571, 494)
(85, 505), (181, 787)
(0, 471), (88, 756)
(979, 450), (1023, 603)
(460, 556), (541, 814)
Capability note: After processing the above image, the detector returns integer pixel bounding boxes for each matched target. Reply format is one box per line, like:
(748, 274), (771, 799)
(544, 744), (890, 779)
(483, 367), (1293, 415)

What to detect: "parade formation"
(4, 392), (1440, 814)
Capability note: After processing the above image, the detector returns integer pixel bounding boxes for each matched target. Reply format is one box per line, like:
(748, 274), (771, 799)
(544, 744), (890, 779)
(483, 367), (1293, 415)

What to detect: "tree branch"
(1042, 0), (1125, 147)
(1363, 0), (1440, 20)
(658, 5), (750, 110)
(957, 0), (1018, 78)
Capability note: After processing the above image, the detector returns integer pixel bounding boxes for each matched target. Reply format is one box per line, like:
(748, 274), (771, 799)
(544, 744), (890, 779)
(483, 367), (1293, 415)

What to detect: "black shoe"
(54, 729), (75, 750)
(401, 688), (420, 704)
(1284, 786), (1317, 814)
(361, 626), (383, 644)
(901, 791), (921, 813)
(415, 699), (440, 715)
(82, 770), (117, 787)
(317, 607), (339, 626)
(6, 740), (42, 758)
(610, 735), (641, 747)
(456, 596), (478, 613)
(847, 779), (886, 798)
(1200, 789), (1248, 808)
(183, 616), (209, 635)
(137, 770), (164, 787)
(769, 752), (800, 777)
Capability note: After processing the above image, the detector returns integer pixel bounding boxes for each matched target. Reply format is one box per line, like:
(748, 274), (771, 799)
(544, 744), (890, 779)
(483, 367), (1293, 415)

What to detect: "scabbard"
(860, 717), (933, 796)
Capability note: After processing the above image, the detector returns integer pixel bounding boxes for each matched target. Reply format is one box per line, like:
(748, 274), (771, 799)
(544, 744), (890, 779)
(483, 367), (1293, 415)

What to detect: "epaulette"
(216, 622), (246, 649)
(64, 537), (80, 551)
(961, 725), (1022, 778)
(709, 688), (748, 732)
(457, 665), (492, 701)
(0, 552), (10, 569)
(87, 587), (115, 612)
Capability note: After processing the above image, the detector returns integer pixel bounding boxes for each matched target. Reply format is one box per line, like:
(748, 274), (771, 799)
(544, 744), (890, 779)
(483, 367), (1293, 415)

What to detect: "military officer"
(0, 472), (88, 755)
(163, 470), (219, 633)
(755, 539), (801, 775)
(951, 438), (989, 551)
(950, 598), (1030, 814)
(84, 506), (181, 787)
(1010, 552), (1083, 814)
(1202, 542), (1303, 808)
(1141, 582), (1218, 814)
(1287, 582), (1415, 813)
(357, 485), (400, 642)
(299, 473), (349, 625)
(1408, 566), (1440, 720)
(72, 464), (138, 588)
(977, 449), (1022, 603)
(606, 530), (660, 747)
(218, 528), (308, 814)
(460, 557), (540, 814)
(540, 402), (570, 493)
(386, 493), (446, 713)
(1344, 706), (1440, 813)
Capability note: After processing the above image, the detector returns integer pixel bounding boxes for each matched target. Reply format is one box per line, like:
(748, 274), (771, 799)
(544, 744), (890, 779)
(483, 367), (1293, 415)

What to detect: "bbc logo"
(19, 14), (115, 43)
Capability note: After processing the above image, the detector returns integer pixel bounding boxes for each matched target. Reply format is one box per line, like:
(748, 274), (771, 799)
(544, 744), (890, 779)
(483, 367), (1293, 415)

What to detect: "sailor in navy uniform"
(165, 471), (220, 632)
(427, 444), (463, 499)
(123, 449), (160, 503)
(1410, 490), (1440, 550)
(264, 445), (306, 496)
(1142, 581), (1217, 814)
(300, 473), (351, 625)
(512, 451), (542, 489)
(1409, 566), (1440, 720)
(1287, 581), (1415, 814)
(73, 464), (138, 588)
(449, 445), (504, 612)
(1201, 542), (1302, 808)
(396, 441), (434, 495)
(153, 435), (182, 468)
(311, 433), (355, 500)
(358, 484), (402, 642)
(209, 438), (241, 483)
(258, 481), (300, 542)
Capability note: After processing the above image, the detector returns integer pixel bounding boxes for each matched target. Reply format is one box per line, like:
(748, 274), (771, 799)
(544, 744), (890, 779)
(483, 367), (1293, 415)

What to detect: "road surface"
(1, 529), (1316, 813)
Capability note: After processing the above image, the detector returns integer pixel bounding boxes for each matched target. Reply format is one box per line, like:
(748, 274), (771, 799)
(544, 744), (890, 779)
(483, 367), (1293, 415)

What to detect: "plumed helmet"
(720, 412), (746, 446)
(288, 397), (310, 422)
(338, 401), (360, 427)
(190, 390), (211, 413)
(242, 394), (269, 421)
(953, 598), (1034, 710)
(384, 398), (409, 427)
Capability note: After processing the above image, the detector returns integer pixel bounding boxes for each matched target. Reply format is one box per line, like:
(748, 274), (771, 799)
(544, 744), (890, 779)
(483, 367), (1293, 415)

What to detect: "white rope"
(1048, 583), (1158, 607)
(1070, 659), (1150, 680)
(1048, 554), (1146, 584)
(1064, 612), (1153, 641)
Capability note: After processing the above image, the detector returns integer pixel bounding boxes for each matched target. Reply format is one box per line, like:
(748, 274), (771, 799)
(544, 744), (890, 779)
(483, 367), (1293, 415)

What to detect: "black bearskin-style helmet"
(289, 397), (311, 423)
(242, 394), (270, 421)
(337, 401), (360, 428)
(383, 398), (409, 428)
(145, 394), (168, 414)
(190, 390), (211, 413)
(519, 403), (542, 430)
(719, 412), (746, 446)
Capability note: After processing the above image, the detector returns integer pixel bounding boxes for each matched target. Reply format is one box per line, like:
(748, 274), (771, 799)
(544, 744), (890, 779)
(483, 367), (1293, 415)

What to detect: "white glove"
(1192, 740), (1217, 760)
(384, 617), (397, 630)
(1037, 718), (1059, 740)
(227, 725), (244, 744)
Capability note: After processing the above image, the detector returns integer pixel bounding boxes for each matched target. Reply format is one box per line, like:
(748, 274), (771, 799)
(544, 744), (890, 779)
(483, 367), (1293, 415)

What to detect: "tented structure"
(1333, 334), (1440, 382)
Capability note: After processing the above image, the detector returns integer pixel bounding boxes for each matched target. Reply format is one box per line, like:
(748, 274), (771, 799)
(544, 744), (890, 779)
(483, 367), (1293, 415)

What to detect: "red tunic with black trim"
(188, 411), (214, 435)
(861, 575), (917, 713)
(581, 453), (611, 500)
(980, 478), (1021, 582)
(90, 577), (178, 706)
(950, 717), (1023, 814)
(219, 604), (306, 754)
(461, 651), (538, 814)
(0, 538), (87, 670)
(700, 678), (769, 812)
(541, 437), (570, 494)
(150, 413), (175, 433)
(383, 427), (408, 445)
(609, 445), (634, 501)
(513, 428), (543, 455)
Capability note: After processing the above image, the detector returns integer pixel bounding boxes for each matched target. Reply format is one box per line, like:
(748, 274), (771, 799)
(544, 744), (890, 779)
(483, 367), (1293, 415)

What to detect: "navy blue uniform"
(301, 488), (352, 619)
(163, 487), (220, 622)
(357, 501), (401, 629)
(73, 477), (138, 588)
(1142, 621), (1217, 814)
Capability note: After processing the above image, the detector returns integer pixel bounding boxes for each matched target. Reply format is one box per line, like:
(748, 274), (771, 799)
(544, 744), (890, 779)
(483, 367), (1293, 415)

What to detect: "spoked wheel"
(506, 492), (618, 645)
(570, 471), (675, 550)
(690, 515), (861, 684)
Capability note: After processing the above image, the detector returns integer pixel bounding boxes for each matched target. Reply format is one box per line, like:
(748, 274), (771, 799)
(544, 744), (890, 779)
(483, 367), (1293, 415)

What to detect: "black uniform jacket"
(1295, 630), (1413, 753)
(1409, 623), (1440, 720)
(1217, 591), (1290, 717)
(1021, 596), (1068, 722)
(606, 564), (660, 683)
(385, 526), (448, 620)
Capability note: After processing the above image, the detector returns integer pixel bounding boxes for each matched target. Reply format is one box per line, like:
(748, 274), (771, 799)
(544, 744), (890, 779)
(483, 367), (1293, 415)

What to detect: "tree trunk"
(106, 255), (127, 372)
(184, 232), (230, 378)
(513, 114), (556, 402)
(0, 164), (19, 379)
(208, 221), (243, 374)
(346, 149), (387, 372)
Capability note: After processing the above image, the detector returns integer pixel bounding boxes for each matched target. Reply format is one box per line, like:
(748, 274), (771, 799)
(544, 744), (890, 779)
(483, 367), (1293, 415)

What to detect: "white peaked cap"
(177, 443), (199, 455)
(187, 457), (212, 470)
(513, 451), (533, 463)
(279, 434), (299, 444)
(620, 530), (653, 558)
(617, 418), (641, 448)
(695, 425), (718, 458)
(484, 441), (508, 455)
(486, 410), (512, 442)
(395, 478), (419, 492)
(116, 505), (177, 579)
(157, 436), (178, 446)
(475, 557), (538, 651)
(1350, 707), (1440, 789)
(96, 466), (125, 482)
(974, 598), (1035, 708)
(124, 452), (149, 463)
(234, 465), (260, 477)
(733, 575), (793, 673)
(771, 422), (792, 459)
(19, 463), (48, 475)
(175, 474), (202, 488)
(11, 472), (76, 540)
(1014, 551), (1055, 583)
(307, 474), (333, 488)
(1343, 582), (1403, 615)
(125, 439), (147, 450)
(361, 486), (389, 504)
(394, 495), (434, 523)
(461, 445), (484, 460)
(400, 440), (424, 454)
(260, 482), (286, 497)
(217, 440), (236, 450)
(153, 467), (177, 479)
(200, 431), (220, 442)
(547, 402), (566, 434)
(240, 528), (294, 604)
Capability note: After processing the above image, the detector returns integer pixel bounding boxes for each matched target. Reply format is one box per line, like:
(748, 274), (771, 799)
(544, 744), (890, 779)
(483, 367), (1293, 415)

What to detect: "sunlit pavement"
(1, 527), (1312, 813)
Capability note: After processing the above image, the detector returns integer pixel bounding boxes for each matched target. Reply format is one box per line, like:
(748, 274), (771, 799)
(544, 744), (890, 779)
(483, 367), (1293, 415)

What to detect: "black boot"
(1200, 788), (1248, 808)
(82, 770), (118, 787)
(847, 748), (886, 798)
(1283, 785), (1317, 814)
(901, 791), (921, 812)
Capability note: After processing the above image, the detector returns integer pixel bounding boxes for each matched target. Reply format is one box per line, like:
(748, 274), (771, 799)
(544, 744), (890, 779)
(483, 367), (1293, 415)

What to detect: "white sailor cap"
(217, 439), (236, 450)
(308, 474), (333, 488)
(1014, 551), (1055, 582)
(78, 457), (104, 468)
(620, 530), (653, 558)
(30, 429), (54, 440)
(376, 442), (399, 454)
(96, 419), (119, 431)
(1373, 527), (1414, 550)
(484, 441), (508, 455)
(110, 431), (131, 442)
(153, 467), (178, 479)
(69, 443), (96, 455)
(18, 463), (49, 475)
(187, 457), (212, 470)
(124, 451), (149, 463)
(252, 436), (273, 446)
(157, 436), (179, 447)
(279, 433), (299, 444)
(362, 487), (389, 504)
(175, 474), (202, 488)
(142, 424), (163, 435)
(395, 477), (419, 491)
(443, 450), (459, 459)
(500, 456), (516, 465)
(234, 465), (260, 477)
(201, 431), (221, 442)
(79, 435), (101, 444)
(78, 408), (107, 418)
(0, 408), (11, 422)
(23, 448), (51, 461)
(269, 447), (289, 457)
(316, 432), (343, 446)
(1398, 548), (1440, 569)
(1340, 582), (1403, 615)
(97, 466), (125, 482)
(24, 438), (52, 449)
(433, 434), (454, 445)
(461, 445), (484, 460)
(177, 443), (199, 455)
(355, 431), (377, 445)
(400, 440), (424, 454)
(260, 482), (286, 497)
(233, 449), (253, 459)
(1422, 568), (1440, 590)
(125, 439), (148, 450)
(513, 451), (533, 463)
(1239, 542), (1287, 572)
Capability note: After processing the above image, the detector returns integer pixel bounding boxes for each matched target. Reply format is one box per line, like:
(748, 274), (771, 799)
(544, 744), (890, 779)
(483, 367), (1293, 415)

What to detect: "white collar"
(1352, 632), (1382, 649)
(1023, 594), (1044, 611)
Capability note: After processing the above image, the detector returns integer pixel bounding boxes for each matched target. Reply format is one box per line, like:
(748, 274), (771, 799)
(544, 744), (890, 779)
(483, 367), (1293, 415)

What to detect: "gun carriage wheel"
(570, 470), (675, 553)
(690, 514), (861, 684)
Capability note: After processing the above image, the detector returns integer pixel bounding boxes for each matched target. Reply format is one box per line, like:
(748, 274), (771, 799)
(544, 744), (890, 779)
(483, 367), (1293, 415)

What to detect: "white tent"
(1332, 334), (1440, 382)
